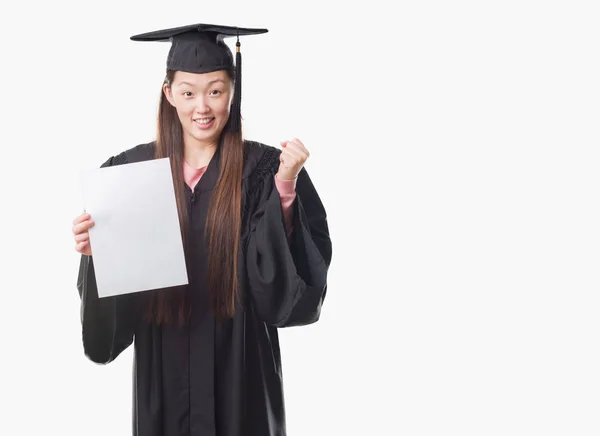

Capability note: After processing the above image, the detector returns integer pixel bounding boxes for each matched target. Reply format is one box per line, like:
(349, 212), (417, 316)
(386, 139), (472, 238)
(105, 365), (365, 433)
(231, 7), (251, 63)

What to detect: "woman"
(72, 23), (332, 436)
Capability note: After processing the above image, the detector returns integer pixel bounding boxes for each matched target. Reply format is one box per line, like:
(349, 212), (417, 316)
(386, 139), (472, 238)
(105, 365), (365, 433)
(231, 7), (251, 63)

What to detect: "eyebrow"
(176, 79), (226, 87)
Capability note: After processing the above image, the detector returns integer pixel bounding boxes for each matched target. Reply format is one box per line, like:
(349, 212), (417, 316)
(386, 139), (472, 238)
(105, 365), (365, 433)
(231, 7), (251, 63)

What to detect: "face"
(164, 70), (234, 148)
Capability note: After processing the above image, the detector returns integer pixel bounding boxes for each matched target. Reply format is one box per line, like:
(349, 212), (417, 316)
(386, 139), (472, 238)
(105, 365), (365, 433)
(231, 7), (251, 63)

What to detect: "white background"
(1, 1), (599, 435)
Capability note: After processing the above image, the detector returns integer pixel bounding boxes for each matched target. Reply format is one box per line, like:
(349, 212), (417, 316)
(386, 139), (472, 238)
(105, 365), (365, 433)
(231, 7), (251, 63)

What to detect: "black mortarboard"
(130, 23), (268, 133)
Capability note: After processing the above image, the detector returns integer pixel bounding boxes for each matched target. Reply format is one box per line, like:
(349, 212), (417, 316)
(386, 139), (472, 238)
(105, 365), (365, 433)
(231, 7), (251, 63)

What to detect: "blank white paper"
(80, 157), (188, 298)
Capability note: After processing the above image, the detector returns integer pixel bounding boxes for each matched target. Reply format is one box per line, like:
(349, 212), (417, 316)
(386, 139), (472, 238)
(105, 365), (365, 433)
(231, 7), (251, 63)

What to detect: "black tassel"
(230, 32), (242, 133)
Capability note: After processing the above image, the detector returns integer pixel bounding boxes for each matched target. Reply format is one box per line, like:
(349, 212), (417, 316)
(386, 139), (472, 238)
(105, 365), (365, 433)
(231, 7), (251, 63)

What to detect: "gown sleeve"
(245, 149), (333, 328)
(76, 152), (141, 364)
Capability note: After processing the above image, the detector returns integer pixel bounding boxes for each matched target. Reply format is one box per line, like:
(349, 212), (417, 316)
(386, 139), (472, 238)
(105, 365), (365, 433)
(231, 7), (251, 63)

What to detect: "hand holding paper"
(73, 212), (95, 256)
(79, 157), (188, 298)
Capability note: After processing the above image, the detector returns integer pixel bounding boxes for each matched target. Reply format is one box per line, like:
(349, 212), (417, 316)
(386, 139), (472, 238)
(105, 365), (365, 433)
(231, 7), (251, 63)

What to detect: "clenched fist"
(276, 138), (310, 181)
(73, 212), (95, 256)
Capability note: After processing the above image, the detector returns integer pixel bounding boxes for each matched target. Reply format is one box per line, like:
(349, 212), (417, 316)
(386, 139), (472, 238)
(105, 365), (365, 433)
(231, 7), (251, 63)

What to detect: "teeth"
(195, 118), (213, 125)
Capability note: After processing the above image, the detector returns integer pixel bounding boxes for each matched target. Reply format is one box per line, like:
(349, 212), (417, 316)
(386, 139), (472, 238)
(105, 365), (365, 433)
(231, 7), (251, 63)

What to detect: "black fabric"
(129, 23), (268, 74)
(76, 140), (332, 436)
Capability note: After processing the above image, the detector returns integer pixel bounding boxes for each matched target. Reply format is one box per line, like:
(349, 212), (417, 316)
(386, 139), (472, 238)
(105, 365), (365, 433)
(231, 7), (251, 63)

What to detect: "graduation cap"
(130, 23), (268, 133)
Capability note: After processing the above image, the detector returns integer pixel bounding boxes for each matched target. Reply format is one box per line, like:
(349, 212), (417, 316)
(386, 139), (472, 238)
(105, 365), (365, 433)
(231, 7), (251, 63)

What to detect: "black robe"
(76, 140), (332, 436)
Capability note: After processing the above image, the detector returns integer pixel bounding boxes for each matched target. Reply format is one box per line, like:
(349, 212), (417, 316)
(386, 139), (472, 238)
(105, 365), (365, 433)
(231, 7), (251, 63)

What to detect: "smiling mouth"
(194, 117), (214, 126)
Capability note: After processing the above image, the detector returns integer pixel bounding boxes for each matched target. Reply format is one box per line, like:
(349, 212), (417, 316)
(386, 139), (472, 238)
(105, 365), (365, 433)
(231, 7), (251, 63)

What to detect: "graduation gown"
(76, 140), (332, 436)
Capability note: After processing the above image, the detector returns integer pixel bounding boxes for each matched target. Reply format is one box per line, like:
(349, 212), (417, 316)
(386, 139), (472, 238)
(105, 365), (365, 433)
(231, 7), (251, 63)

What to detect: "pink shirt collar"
(183, 160), (208, 191)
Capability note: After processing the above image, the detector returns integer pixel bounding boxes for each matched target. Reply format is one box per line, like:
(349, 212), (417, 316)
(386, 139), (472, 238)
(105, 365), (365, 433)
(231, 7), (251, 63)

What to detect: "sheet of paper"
(80, 157), (188, 298)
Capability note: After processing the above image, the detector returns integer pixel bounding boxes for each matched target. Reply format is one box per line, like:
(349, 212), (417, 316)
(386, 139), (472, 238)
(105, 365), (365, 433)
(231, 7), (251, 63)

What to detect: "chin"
(187, 131), (217, 145)
(183, 124), (214, 141)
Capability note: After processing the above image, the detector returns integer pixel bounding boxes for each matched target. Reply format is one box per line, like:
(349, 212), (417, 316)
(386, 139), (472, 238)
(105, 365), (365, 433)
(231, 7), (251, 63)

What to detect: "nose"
(194, 96), (210, 114)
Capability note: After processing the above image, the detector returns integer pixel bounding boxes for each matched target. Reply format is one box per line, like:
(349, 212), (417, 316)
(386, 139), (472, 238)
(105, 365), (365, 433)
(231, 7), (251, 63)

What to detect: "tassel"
(230, 31), (242, 133)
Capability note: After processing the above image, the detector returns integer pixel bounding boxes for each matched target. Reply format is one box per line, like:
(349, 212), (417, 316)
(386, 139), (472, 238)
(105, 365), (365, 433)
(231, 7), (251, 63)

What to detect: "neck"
(183, 135), (218, 169)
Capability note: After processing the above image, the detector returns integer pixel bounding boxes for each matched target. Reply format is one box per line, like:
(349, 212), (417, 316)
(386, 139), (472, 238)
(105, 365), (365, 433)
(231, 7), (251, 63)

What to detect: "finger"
(73, 213), (91, 225)
(72, 220), (93, 235)
(76, 240), (89, 252)
(73, 219), (95, 235)
(287, 137), (305, 149)
(284, 139), (309, 157)
(74, 232), (89, 243)
(281, 145), (306, 162)
(281, 138), (302, 147)
(280, 140), (291, 151)
(291, 138), (309, 156)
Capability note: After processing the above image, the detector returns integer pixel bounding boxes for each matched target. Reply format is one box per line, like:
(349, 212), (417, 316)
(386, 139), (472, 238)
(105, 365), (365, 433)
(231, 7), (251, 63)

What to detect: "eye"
(210, 89), (222, 96)
(183, 91), (193, 97)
